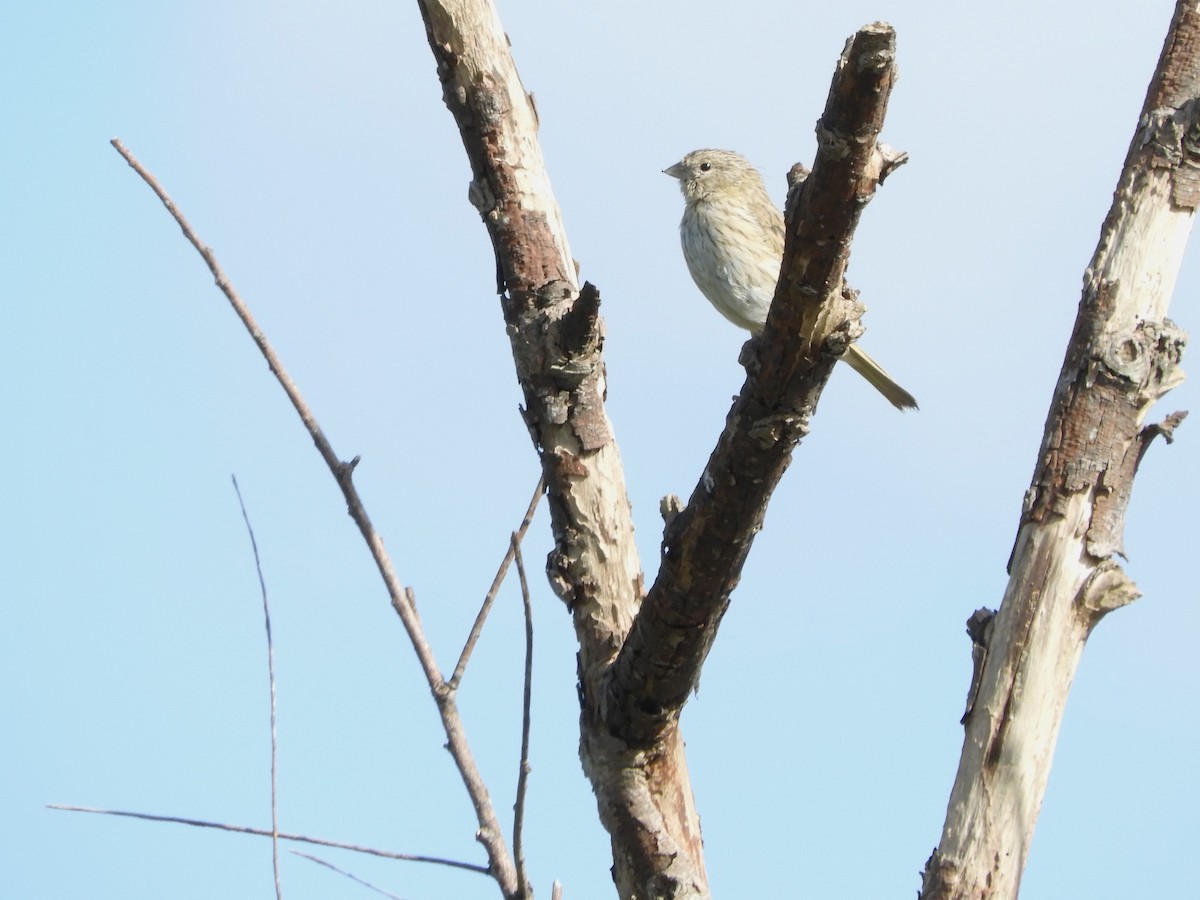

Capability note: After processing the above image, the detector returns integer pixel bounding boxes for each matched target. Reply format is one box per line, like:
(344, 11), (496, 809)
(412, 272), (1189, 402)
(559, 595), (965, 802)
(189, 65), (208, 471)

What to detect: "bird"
(664, 148), (917, 411)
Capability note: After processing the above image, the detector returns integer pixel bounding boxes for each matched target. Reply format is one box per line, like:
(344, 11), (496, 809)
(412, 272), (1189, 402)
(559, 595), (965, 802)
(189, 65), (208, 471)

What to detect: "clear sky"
(5, 1), (1197, 898)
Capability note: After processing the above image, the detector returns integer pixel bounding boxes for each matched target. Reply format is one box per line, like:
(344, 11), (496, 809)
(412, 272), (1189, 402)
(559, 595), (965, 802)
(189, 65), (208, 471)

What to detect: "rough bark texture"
(414, 3), (702, 897)
(415, 0), (641, 695)
(418, 5), (905, 898)
(606, 23), (902, 749)
(920, 3), (1196, 898)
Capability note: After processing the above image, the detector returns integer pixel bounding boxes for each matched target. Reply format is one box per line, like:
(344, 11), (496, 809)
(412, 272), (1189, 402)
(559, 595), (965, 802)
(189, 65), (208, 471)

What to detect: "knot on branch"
(1140, 408), (1188, 448)
(1029, 288), (1188, 532)
(821, 292), (868, 357)
(919, 848), (961, 900)
(336, 455), (361, 480)
(657, 496), (686, 561)
(747, 410), (811, 449)
(545, 544), (584, 610)
(554, 280), (602, 362)
(513, 281), (612, 452)
(961, 608), (996, 724)
(1076, 560), (1141, 624)
(871, 141), (910, 185)
(1098, 317), (1187, 403)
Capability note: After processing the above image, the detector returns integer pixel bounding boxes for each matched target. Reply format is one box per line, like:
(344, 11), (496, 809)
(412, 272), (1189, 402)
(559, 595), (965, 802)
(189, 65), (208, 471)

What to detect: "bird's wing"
(751, 196), (786, 260)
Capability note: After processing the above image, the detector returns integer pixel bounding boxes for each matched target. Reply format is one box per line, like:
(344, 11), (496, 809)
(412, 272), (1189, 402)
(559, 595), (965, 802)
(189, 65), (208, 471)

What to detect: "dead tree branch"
(606, 22), (902, 748)
(231, 476), (283, 900)
(47, 805), (491, 875)
(451, 477), (544, 689)
(415, 3), (682, 897)
(920, 3), (1195, 898)
(511, 536), (534, 899)
(291, 851), (405, 900)
(417, 6), (905, 897)
(110, 139), (522, 898)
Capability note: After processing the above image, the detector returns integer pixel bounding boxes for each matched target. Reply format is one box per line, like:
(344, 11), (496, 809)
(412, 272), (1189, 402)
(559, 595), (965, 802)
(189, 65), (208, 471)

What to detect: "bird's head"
(664, 149), (763, 203)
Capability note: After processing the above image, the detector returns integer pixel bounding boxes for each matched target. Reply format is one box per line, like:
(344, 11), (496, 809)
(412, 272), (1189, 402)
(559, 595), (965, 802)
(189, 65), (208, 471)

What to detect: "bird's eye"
(699, 162), (712, 172)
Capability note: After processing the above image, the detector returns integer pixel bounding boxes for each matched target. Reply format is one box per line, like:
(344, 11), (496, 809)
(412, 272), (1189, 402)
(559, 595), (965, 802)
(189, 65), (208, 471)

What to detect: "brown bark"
(415, 2), (697, 896)
(920, 3), (1196, 898)
(606, 23), (903, 749)
(417, 5), (905, 898)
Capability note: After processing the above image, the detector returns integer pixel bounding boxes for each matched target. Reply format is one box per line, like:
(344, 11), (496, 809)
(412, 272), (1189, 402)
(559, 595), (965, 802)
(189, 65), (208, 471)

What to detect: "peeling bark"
(418, 7), (909, 899)
(416, 3), (702, 896)
(921, 4), (1196, 898)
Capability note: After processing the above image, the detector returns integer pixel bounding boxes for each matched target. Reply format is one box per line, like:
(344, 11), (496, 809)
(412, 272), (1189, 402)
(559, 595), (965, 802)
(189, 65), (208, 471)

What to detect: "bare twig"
(450, 476), (544, 689)
(231, 475), (282, 900)
(110, 139), (519, 897)
(46, 805), (490, 874)
(511, 535), (534, 898)
(291, 851), (405, 900)
(404, 586), (421, 624)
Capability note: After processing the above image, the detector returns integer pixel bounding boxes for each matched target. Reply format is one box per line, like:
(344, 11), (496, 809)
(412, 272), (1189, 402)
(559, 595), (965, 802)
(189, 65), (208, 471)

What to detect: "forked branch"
(109, 139), (526, 899)
(417, 6), (911, 896)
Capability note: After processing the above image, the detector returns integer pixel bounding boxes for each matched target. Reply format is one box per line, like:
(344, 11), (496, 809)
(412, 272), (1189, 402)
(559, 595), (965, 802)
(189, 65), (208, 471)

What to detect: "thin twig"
(231, 475), (283, 900)
(47, 805), (490, 874)
(109, 140), (343, 494)
(404, 586), (421, 624)
(291, 851), (406, 900)
(511, 535), (534, 899)
(109, 139), (518, 896)
(450, 476), (544, 689)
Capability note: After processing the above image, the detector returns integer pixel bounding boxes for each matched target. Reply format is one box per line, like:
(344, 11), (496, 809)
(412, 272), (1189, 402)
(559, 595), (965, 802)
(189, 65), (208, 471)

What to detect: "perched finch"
(665, 148), (917, 411)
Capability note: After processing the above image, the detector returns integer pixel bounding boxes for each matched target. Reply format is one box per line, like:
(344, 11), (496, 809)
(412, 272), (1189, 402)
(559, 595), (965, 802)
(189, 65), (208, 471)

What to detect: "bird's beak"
(663, 161), (686, 179)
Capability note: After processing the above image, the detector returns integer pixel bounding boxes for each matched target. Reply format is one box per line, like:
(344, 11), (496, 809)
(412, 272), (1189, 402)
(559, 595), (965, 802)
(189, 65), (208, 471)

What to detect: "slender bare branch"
(109, 140), (345, 500)
(46, 805), (490, 874)
(291, 851), (405, 900)
(110, 139), (519, 898)
(404, 586), (421, 624)
(231, 475), (283, 900)
(511, 535), (534, 899)
(450, 476), (545, 689)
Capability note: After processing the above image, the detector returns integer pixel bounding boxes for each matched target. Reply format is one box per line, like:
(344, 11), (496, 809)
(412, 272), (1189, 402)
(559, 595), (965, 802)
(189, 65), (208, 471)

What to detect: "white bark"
(416, 3), (709, 897)
(921, 4), (1196, 896)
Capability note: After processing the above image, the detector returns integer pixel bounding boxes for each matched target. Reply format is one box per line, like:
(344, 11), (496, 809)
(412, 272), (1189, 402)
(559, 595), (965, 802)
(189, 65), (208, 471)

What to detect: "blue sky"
(5, 1), (1197, 898)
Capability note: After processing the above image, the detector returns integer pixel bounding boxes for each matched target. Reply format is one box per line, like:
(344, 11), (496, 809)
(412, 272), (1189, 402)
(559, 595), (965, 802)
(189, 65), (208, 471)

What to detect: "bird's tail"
(843, 345), (918, 411)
